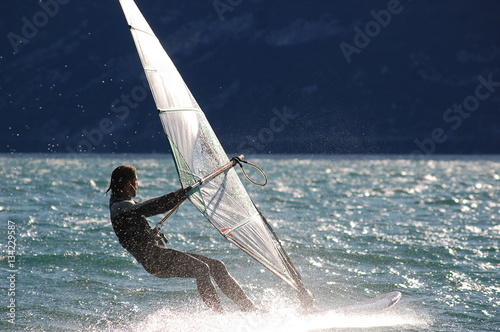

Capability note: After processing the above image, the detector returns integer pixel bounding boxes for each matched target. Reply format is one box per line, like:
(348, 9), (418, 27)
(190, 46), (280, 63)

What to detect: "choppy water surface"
(1, 154), (499, 331)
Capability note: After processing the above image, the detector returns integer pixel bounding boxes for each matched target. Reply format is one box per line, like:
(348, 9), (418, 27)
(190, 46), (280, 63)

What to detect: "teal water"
(1, 154), (499, 331)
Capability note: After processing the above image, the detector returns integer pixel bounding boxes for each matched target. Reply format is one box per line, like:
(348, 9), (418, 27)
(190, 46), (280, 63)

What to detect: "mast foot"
(298, 287), (315, 310)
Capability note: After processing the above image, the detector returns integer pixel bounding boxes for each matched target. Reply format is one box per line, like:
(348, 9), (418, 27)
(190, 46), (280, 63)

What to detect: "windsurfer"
(107, 165), (256, 313)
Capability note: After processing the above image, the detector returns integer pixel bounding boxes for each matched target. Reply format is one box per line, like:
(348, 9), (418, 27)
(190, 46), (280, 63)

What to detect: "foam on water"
(121, 310), (425, 332)
(110, 292), (428, 332)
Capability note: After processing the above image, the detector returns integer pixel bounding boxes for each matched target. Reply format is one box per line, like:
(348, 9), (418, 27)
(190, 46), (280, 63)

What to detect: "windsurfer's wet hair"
(106, 165), (137, 196)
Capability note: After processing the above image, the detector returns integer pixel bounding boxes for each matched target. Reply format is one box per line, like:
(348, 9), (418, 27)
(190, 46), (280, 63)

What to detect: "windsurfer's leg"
(152, 249), (224, 313)
(194, 264), (224, 313)
(185, 253), (256, 312)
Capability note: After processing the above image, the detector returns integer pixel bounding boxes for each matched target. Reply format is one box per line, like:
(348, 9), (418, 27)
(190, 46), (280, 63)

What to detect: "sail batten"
(158, 109), (201, 113)
(221, 213), (259, 236)
(129, 26), (155, 36)
(118, 0), (305, 293)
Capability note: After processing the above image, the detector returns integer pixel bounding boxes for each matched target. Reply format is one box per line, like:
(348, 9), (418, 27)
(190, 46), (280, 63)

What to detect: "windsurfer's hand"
(173, 187), (190, 200)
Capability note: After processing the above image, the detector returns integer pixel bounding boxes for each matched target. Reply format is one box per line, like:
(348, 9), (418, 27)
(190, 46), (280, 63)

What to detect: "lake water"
(1, 154), (499, 331)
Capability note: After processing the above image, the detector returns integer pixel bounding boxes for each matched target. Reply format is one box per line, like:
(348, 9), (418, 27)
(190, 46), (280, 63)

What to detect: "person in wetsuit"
(107, 165), (255, 313)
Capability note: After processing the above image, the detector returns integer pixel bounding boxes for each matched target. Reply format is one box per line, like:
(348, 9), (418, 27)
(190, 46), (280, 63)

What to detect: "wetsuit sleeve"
(115, 188), (188, 218)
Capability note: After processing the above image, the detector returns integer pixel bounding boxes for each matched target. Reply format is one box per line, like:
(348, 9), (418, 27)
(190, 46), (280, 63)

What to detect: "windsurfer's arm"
(114, 188), (188, 218)
(137, 188), (188, 217)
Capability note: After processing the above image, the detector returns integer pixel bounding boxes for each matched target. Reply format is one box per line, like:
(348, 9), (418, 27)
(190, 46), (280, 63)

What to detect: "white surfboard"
(333, 291), (402, 315)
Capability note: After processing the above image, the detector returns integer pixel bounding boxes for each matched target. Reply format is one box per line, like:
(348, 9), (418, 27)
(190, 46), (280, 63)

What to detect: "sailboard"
(333, 291), (401, 314)
(118, 0), (313, 306)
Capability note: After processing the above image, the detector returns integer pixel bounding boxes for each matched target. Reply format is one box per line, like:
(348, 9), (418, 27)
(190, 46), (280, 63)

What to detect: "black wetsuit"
(109, 190), (255, 312)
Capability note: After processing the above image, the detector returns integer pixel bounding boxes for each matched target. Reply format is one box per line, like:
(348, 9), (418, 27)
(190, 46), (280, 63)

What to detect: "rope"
(231, 156), (268, 186)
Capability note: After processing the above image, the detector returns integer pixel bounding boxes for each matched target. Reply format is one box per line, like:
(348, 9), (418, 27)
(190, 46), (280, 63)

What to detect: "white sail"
(118, 0), (305, 292)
